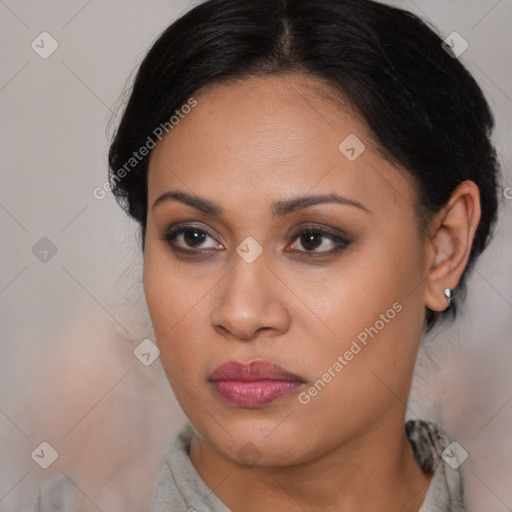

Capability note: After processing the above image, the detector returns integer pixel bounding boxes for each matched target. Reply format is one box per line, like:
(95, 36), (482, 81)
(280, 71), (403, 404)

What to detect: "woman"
(108, 0), (500, 510)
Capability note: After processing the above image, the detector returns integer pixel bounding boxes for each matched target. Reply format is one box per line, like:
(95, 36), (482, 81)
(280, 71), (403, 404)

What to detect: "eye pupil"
(301, 231), (322, 250)
(184, 229), (206, 247)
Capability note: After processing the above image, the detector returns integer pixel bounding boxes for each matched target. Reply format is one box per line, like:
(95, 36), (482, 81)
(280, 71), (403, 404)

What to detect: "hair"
(108, 0), (500, 333)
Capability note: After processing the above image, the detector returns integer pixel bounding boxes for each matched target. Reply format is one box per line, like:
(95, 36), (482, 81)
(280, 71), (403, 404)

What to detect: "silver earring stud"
(443, 288), (452, 306)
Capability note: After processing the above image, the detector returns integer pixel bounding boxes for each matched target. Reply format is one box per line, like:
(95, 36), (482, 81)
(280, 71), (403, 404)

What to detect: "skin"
(143, 73), (481, 512)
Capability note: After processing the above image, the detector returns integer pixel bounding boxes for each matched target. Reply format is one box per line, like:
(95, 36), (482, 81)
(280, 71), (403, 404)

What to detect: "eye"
(162, 225), (223, 254)
(286, 226), (350, 256)
(161, 223), (351, 258)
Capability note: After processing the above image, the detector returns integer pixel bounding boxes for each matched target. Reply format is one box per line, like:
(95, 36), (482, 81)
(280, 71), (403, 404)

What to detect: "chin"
(193, 413), (315, 466)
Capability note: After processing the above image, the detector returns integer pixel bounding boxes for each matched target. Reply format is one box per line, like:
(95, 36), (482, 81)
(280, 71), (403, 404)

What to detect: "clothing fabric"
(150, 419), (466, 512)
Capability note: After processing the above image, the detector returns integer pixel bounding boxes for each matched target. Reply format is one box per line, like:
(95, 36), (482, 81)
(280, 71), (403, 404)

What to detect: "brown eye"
(182, 229), (207, 247)
(299, 231), (325, 251)
(288, 228), (350, 255)
(162, 226), (223, 253)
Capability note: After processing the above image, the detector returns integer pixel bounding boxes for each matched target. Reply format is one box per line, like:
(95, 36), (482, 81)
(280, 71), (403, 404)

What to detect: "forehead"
(147, 73), (416, 219)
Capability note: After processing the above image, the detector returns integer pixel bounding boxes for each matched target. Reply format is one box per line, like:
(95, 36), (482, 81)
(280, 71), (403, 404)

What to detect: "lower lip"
(211, 380), (303, 407)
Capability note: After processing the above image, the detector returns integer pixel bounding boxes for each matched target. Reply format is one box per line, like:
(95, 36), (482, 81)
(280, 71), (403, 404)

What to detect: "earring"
(443, 288), (452, 306)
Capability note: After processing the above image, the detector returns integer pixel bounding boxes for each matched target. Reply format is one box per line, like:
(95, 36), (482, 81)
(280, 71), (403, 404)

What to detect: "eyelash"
(161, 224), (351, 258)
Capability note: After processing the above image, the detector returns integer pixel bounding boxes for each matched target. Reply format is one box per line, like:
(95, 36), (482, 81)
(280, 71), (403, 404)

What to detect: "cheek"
(290, 241), (416, 340)
(291, 288), (420, 444)
(143, 252), (200, 363)
(143, 263), (208, 419)
(295, 234), (424, 384)
(143, 244), (198, 333)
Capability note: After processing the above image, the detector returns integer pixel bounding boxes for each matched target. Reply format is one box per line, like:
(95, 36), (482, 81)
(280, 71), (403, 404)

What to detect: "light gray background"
(1, 1), (511, 511)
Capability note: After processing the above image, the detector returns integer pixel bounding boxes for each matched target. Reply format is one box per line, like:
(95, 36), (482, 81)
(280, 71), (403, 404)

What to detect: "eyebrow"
(152, 190), (371, 217)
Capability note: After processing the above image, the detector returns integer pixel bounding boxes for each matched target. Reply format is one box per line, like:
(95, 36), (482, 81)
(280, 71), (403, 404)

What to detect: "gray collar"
(151, 420), (465, 512)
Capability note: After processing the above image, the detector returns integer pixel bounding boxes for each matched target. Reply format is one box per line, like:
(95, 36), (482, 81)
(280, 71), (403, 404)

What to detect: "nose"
(210, 252), (291, 341)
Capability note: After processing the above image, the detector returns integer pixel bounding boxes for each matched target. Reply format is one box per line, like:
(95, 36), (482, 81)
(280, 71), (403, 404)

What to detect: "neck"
(189, 415), (433, 512)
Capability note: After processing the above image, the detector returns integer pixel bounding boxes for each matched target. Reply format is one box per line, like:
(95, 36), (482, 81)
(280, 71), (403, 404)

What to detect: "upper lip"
(209, 360), (305, 383)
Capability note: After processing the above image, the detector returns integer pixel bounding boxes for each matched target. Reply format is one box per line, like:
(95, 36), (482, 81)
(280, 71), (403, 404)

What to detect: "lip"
(209, 360), (305, 408)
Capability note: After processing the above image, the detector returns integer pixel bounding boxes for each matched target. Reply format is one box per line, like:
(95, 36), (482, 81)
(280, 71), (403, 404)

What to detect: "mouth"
(209, 359), (306, 408)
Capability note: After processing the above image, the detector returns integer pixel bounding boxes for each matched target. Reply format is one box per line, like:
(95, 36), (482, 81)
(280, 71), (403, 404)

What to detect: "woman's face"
(143, 73), (430, 466)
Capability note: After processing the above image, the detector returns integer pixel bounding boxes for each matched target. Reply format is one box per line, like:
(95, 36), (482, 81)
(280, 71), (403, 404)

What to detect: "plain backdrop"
(1, 1), (511, 511)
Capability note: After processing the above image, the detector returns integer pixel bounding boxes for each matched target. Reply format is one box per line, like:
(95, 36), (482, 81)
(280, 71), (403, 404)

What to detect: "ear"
(424, 180), (481, 312)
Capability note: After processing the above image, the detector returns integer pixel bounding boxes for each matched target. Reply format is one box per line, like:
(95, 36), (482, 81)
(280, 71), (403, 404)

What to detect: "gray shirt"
(150, 419), (466, 512)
